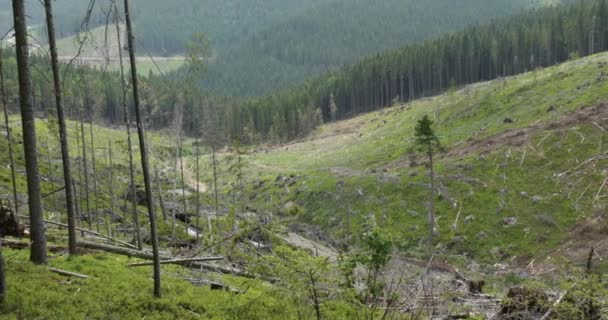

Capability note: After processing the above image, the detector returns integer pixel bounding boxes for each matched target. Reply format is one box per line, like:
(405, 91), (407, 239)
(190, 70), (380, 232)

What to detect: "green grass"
(189, 52), (608, 265)
(0, 249), (340, 320)
(41, 23), (185, 76)
(1, 51), (608, 319)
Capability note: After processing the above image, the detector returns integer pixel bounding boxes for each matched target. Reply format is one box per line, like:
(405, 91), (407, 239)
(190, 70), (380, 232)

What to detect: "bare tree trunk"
(80, 117), (91, 230)
(170, 105), (183, 239)
(12, 0), (47, 264)
(75, 122), (85, 236)
(211, 147), (219, 239)
(0, 48), (19, 216)
(44, 130), (57, 212)
(195, 137), (201, 242)
(155, 166), (168, 222)
(123, 0), (162, 298)
(107, 141), (115, 237)
(179, 137), (187, 227)
(89, 121), (100, 233)
(309, 269), (322, 320)
(0, 240), (4, 304)
(426, 149), (436, 317)
(112, 3), (141, 249)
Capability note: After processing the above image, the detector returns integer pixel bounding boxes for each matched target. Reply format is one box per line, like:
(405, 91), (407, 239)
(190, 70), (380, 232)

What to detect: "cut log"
(128, 257), (224, 267)
(48, 267), (89, 279)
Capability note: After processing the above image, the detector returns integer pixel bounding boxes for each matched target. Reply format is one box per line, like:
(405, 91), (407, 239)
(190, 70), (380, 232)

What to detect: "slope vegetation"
(225, 52), (608, 270)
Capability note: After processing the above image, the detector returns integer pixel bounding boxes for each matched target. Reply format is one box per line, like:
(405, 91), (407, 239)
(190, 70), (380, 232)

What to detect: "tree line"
(200, 0), (533, 97)
(1, 0), (607, 146)
(240, 0), (608, 142)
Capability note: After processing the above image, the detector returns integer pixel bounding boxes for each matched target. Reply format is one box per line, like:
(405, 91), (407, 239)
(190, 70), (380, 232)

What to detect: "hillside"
(201, 0), (537, 96)
(0, 0), (555, 97)
(197, 52), (608, 268)
(1, 51), (607, 319)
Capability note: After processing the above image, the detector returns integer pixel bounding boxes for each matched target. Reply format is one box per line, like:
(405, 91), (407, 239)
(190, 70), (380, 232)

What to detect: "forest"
(1, 0), (608, 319)
(2, 0), (606, 144)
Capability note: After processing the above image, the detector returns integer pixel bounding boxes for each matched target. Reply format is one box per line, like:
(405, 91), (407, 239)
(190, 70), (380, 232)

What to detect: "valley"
(1, 0), (607, 319)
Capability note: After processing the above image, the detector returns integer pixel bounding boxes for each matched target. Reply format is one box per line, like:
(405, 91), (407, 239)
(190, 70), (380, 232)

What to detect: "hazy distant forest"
(1, 0), (608, 319)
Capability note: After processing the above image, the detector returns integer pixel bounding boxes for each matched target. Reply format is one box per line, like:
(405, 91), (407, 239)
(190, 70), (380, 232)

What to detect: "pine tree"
(414, 114), (442, 316)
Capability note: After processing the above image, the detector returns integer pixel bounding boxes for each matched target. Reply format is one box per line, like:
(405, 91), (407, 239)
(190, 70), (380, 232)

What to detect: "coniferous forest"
(1, 0), (608, 319)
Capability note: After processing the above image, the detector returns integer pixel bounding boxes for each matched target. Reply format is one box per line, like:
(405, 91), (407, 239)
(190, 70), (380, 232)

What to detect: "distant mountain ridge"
(0, 0), (564, 97)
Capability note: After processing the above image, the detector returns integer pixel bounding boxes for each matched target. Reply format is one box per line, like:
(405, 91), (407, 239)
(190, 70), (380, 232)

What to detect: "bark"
(112, 4), (141, 249)
(12, 0), (47, 264)
(309, 270), (322, 320)
(89, 121), (100, 233)
(128, 257), (224, 267)
(195, 137), (201, 242)
(155, 167), (167, 221)
(211, 148), (218, 240)
(107, 142), (114, 237)
(427, 149), (436, 317)
(123, 0), (162, 297)
(0, 240), (5, 304)
(44, 0), (78, 255)
(77, 240), (264, 279)
(74, 123), (85, 236)
(80, 117), (91, 230)
(18, 213), (137, 249)
(48, 267), (89, 278)
(0, 48), (19, 216)
(179, 137), (187, 229)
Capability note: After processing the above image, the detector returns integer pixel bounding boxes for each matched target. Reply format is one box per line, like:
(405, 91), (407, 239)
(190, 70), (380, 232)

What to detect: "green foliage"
(414, 115), (441, 155)
(0, 249), (320, 320)
(251, 245), (356, 319)
(236, 51), (608, 264)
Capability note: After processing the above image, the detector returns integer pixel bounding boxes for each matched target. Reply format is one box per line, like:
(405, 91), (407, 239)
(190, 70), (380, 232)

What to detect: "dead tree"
(89, 120), (100, 233)
(0, 239), (4, 304)
(170, 102), (183, 239)
(74, 122), (85, 235)
(112, 2), (141, 249)
(79, 112), (91, 230)
(43, 0), (78, 254)
(0, 48), (19, 216)
(195, 136), (201, 242)
(211, 147), (219, 239)
(12, 0), (47, 264)
(123, 0), (162, 297)
(107, 141), (115, 237)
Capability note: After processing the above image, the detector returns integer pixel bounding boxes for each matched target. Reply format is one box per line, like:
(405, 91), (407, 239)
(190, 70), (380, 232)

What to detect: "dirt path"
(181, 158), (209, 193)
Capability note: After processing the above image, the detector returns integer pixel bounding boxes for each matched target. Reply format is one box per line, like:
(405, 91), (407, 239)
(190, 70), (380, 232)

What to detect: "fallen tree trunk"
(77, 240), (269, 280)
(19, 214), (137, 249)
(48, 267), (89, 279)
(1, 238), (64, 253)
(128, 257), (224, 267)
(77, 240), (157, 260)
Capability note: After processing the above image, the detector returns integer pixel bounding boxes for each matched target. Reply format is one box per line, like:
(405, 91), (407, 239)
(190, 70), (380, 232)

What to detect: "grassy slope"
(224, 52), (608, 268)
(0, 122), (355, 319)
(0, 52), (606, 319)
(0, 248), (314, 320)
